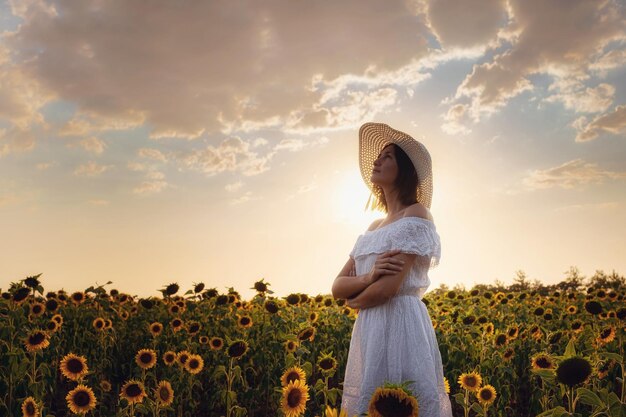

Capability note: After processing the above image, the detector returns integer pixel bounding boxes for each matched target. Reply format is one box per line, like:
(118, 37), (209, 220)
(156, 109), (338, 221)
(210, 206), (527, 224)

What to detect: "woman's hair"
(366, 144), (418, 213)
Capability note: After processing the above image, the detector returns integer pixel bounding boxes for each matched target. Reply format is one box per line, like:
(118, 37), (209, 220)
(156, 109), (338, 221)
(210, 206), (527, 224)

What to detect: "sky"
(1, 0), (625, 300)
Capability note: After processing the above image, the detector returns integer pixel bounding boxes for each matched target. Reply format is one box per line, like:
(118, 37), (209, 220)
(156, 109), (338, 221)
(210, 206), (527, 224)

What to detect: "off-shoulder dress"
(340, 216), (454, 417)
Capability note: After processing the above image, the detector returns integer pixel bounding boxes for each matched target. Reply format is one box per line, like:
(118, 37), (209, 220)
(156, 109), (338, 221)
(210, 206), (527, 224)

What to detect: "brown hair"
(366, 144), (418, 213)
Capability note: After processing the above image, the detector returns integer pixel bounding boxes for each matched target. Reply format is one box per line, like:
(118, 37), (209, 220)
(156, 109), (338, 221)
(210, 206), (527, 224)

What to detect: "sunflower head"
(70, 291), (85, 305)
(476, 384), (497, 406)
(21, 396), (40, 417)
(135, 349), (157, 370)
(155, 380), (174, 406)
(176, 350), (191, 366)
(596, 326), (616, 345)
(66, 384), (97, 415)
(149, 322), (163, 336)
(209, 337), (224, 350)
(280, 379), (309, 417)
(280, 365), (307, 387)
(284, 339), (298, 353)
(24, 330), (50, 352)
(163, 351), (177, 366)
(186, 321), (201, 335)
(92, 317), (105, 331)
(199, 335), (209, 345)
(297, 326), (316, 342)
(100, 379), (112, 392)
(531, 352), (555, 370)
(368, 383), (419, 417)
(316, 351), (338, 377)
(458, 372), (482, 392)
(443, 377), (450, 394)
(184, 354), (204, 374)
(555, 356), (593, 387)
(120, 379), (147, 405)
(237, 315), (253, 328)
(60, 353), (89, 381)
(227, 340), (248, 359)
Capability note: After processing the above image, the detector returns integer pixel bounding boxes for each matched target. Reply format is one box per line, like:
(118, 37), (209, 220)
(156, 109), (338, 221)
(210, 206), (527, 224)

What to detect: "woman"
(332, 122), (454, 417)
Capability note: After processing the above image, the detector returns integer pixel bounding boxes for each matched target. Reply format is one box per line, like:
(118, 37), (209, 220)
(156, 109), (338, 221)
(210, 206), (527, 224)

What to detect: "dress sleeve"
(390, 219), (441, 269)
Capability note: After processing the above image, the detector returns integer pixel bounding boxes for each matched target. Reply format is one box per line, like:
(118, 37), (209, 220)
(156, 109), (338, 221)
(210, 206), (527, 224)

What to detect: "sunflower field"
(0, 272), (625, 417)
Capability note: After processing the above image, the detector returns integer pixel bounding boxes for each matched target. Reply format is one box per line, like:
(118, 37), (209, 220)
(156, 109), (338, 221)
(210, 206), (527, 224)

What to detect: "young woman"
(332, 122), (453, 417)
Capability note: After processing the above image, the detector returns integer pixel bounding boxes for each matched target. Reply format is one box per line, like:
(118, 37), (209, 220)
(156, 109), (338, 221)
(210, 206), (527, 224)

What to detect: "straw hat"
(358, 122), (433, 210)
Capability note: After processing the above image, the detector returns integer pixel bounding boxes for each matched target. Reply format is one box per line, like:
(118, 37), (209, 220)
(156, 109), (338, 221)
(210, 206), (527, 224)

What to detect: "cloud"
(523, 158), (626, 190)
(171, 136), (276, 177)
(87, 199), (110, 206)
(138, 148), (167, 162)
(573, 105), (626, 142)
(544, 82), (614, 114)
(5, 0), (432, 138)
(36, 161), (56, 170)
(553, 201), (620, 212)
(133, 180), (168, 195)
(448, 0), (625, 124)
(73, 161), (114, 177)
(426, 0), (507, 48)
(66, 136), (107, 155)
(229, 191), (262, 205)
(225, 181), (244, 192)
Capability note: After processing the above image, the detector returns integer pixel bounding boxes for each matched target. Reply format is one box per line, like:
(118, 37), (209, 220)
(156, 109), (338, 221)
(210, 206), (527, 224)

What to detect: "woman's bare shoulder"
(404, 203), (434, 222)
(366, 218), (384, 232)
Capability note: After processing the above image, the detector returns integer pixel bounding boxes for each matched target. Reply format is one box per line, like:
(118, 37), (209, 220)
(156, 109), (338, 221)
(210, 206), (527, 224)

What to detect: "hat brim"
(358, 122), (433, 209)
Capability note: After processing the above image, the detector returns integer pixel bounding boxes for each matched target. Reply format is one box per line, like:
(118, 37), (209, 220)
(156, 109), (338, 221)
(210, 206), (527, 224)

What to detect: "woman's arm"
(346, 252), (417, 309)
(332, 257), (373, 299)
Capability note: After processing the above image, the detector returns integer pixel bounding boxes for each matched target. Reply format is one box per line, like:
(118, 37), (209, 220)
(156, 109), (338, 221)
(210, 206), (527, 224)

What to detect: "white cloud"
(573, 105), (626, 142)
(225, 181), (244, 192)
(66, 136), (107, 155)
(138, 148), (167, 162)
(523, 158), (626, 190)
(73, 161), (114, 177)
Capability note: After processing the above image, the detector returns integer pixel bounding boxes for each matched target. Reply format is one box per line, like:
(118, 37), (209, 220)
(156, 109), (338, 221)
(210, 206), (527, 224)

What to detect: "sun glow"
(331, 169), (382, 229)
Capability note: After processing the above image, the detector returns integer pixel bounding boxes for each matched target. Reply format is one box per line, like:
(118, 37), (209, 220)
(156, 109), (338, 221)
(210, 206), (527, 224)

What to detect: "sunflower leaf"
(576, 388), (604, 408)
(563, 337), (576, 358)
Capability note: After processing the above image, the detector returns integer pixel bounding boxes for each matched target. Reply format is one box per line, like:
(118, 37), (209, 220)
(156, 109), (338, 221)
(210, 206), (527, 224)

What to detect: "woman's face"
(370, 144), (398, 187)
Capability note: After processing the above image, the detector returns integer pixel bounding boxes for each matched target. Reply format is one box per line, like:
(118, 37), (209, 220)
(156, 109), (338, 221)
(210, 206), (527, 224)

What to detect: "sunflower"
(66, 384), (97, 414)
(571, 320), (584, 333)
(596, 326), (616, 345)
(168, 304), (180, 315)
(92, 317), (105, 331)
(458, 372), (482, 392)
(30, 302), (45, 317)
(52, 313), (64, 325)
(309, 311), (319, 323)
(184, 354), (204, 374)
(227, 340), (248, 359)
(100, 379), (112, 392)
(176, 350), (191, 366)
(281, 365), (307, 387)
(475, 385), (497, 406)
(531, 353), (555, 370)
(483, 323), (494, 335)
(135, 349), (157, 370)
(368, 385), (419, 417)
(149, 322), (163, 336)
(104, 319), (113, 329)
(162, 351), (177, 366)
(46, 319), (60, 333)
(120, 380), (147, 404)
(566, 305), (577, 314)
(316, 352), (338, 377)
(264, 300), (279, 314)
(284, 340), (298, 353)
(60, 353), (89, 381)
(555, 356), (593, 387)
(506, 326), (519, 340)
(70, 291), (85, 305)
(494, 333), (507, 347)
(297, 327), (316, 342)
(209, 337), (224, 350)
(12, 287), (31, 304)
(280, 379), (309, 417)
(21, 396), (40, 417)
(198, 335), (209, 345)
(24, 330), (50, 352)
(155, 380), (174, 406)
(170, 318), (184, 332)
(502, 347), (515, 361)
(119, 310), (129, 320)
(237, 315), (253, 328)
(186, 321), (201, 335)
(443, 377), (450, 394)
(323, 405), (348, 417)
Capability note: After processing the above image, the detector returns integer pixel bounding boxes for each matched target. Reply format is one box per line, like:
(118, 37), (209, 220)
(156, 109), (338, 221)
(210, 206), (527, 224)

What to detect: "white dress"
(340, 216), (454, 417)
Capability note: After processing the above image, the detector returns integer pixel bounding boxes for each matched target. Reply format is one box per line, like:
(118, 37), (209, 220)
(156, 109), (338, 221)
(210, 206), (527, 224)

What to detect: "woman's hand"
(368, 249), (405, 284)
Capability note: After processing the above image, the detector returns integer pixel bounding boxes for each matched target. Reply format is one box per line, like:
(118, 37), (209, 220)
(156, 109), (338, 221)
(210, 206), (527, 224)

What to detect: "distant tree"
(588, 269), (625, 291)
(556, 266), (586, 292)
(510, 270), (530, 292)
